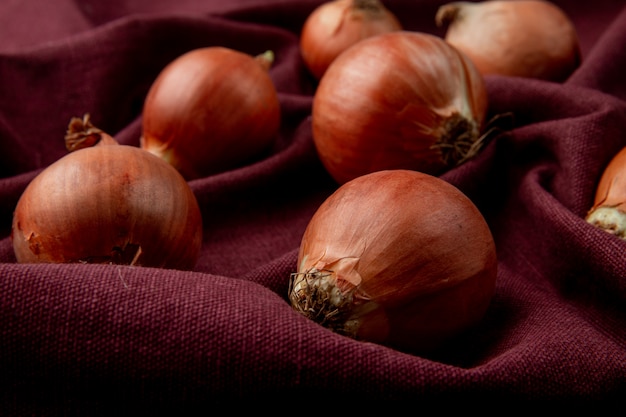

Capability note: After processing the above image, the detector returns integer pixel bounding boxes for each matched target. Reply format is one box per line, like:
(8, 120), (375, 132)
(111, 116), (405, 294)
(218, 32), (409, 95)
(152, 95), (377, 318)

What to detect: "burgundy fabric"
(1, 0), (625, 412)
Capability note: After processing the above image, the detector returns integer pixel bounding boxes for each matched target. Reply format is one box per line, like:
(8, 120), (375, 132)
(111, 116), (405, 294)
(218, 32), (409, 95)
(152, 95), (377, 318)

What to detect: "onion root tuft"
(289, 269), (378, 337)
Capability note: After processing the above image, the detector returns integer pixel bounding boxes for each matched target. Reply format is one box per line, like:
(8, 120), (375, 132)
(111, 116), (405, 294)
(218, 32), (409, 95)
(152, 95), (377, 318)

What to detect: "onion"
(435, 0), (581, 81)
(311, 31), (488, 185)
(11, 115), (203, 270)
(288, 169), (498, 353)
(300, 0), (402, 80)
(140, 47), (281, 180)
(586, 147), (626, 239)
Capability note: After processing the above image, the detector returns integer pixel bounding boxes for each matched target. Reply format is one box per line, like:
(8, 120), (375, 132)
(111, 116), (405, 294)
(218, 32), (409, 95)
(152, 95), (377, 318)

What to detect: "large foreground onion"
(288, 169), (498, 353)
(12, 115), (203, 270)
(141, 47), (281, 180)
(312, 31), (488, 185)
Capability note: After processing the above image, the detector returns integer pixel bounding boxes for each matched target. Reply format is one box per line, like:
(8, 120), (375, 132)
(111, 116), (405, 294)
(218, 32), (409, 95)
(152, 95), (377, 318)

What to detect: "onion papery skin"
(436, 0), (581, 81)
(300, 0), (402, 80)
(289, 169), (498, 353)
(141, 47), (281, 180)
(586, 147), (626, 239)
(12, 145), (203, 270)
(311, 31), (488, 185)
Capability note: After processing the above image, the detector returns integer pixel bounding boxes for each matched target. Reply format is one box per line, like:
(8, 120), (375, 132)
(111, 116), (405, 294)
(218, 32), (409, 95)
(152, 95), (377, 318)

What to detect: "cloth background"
(1, 0), (625, 413)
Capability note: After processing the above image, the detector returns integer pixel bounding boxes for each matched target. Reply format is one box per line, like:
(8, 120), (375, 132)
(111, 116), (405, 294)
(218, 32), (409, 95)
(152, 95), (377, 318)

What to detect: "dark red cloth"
(1, 0), (625, 412)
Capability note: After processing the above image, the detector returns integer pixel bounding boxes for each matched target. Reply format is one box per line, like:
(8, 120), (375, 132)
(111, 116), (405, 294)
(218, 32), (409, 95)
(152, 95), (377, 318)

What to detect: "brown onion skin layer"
(436, 0), (581, 81)
(12, 145), (203, 270)
(312, 31), (488, 185)
(585, 146), (626, 238)
(141, 47), (281, 180)
(300, 0), (402, 80)
(294, 169), (498, 353)
(590, 147), (626, 212)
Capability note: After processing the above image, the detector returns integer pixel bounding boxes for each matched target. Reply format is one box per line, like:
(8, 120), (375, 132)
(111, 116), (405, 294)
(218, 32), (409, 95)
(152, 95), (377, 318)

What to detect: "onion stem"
(255, 50), (275, 71)
(65, 113), (117, 152)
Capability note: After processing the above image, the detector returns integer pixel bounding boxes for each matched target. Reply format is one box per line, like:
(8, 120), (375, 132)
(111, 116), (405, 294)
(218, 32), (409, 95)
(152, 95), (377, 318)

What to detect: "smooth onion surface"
(436, 0), (581, 81)
(141, 47), (281, 180)
(289, 169), (498, 353)
(12, 143), (203, 270)
(300, 0), (402, 80)
(586, 147), (626, 239)
(312, 31), (488, 185)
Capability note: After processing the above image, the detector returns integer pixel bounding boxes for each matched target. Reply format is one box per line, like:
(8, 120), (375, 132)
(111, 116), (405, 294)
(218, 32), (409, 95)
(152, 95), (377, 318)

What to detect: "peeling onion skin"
(141, 47), (281, 180)
(586, 147), (626, 239)
(289, 169), (498, 353)
(12, 117), (203, 270)
(311, 31), (488, 185)
(300, 0), (402, 80)
(436, 0), (581, 82)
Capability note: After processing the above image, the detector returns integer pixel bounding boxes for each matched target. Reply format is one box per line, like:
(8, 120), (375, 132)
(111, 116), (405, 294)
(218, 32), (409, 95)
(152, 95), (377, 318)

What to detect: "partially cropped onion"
(586, 147), (626, 239)
(288, 169), (498, 353)
(141, 47), (281, 180)
(300, 0), (402, 80)
(11, 114), (203, 270)
(312, 31), (488, 185)
(436, 0), (581, 81)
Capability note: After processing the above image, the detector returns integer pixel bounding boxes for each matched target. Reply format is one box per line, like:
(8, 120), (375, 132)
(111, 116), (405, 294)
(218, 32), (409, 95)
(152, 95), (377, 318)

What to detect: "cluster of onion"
(9, 0), (585, 352)
(303, 0), (581, 185)
(289, 0), (582, 352)
(292, 1), (496, 353)
(11, 45), (284, 270)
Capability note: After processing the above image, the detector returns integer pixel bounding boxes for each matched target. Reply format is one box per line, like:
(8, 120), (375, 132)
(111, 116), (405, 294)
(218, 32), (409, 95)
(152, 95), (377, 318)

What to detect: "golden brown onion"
(289, 169), (498, 353)
(300, 0), (402, 80)
(311, 31), (488, 185)
(141, 47), (281, 180)
(586, 147), (626, 239)
(12, 115), (203, 270)
(436, 0), (581, 81)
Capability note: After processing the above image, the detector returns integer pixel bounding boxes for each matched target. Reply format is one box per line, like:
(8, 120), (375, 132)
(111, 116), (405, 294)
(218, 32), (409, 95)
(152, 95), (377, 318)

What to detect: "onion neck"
(353, 0), (386, 14)
(64, 113), (118, 152)
(254, 50), (275, 72)
(435, 2), (465, 28)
